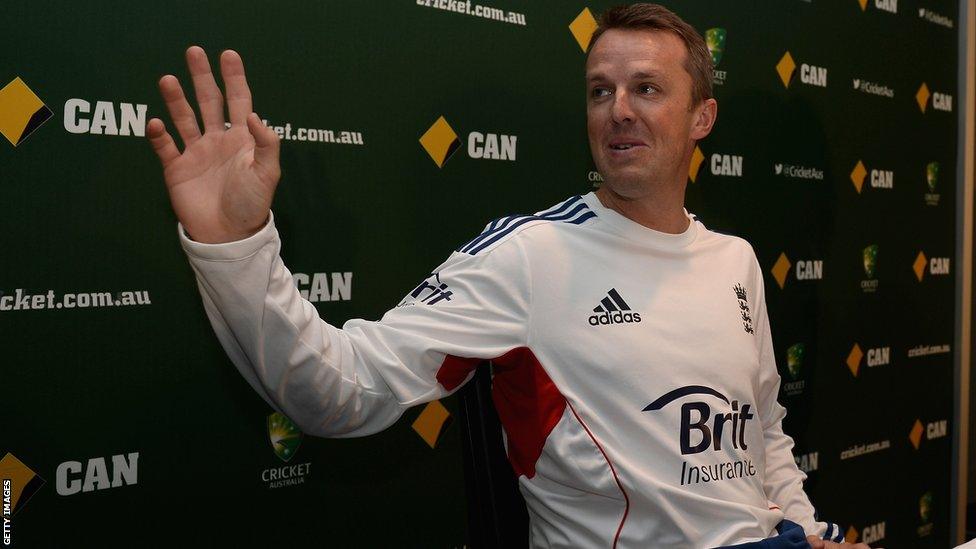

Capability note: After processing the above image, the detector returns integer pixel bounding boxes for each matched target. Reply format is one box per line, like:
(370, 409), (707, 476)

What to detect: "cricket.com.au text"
(416, 0), (527, 26)
(0, 288), (151, 312)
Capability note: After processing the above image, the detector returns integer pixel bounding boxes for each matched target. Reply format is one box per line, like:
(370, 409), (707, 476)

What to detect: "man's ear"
(690, 98), (718, 141)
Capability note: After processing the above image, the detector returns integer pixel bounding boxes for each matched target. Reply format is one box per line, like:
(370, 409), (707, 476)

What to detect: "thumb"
(247, 112), (281, 183)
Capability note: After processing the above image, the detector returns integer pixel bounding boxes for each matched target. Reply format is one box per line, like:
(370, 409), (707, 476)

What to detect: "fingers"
(248, 112), (281, 182)
(185, 46), (226, 132)
(146, 118), (180, 168)
(220, 50), (253, 127)
(158, 74), (201, 146)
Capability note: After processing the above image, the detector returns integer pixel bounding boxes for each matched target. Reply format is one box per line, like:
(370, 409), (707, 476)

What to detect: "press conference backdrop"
(0, 1), (963, 546)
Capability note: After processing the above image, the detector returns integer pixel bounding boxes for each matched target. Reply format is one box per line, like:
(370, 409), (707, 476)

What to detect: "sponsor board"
(850, 160), (893, 194)
(782, 343), (806, 396)
(773, 162), (824, 180)
(0, 289), (151, 312)
(689, 147), (743, 182)
(909, 418), (948, 450)
(846, 343), (890, 377)
(794, 451), (819, 473)
(776, 52), (827, 89)
(925, 162), (941, 206)
(916, 83), (953, 113)
(907, 344), (950, 358)
(705, 28), (728, 86)
(857, 0), (897, 13)
(913, 252), (950, 282)
(852, 78), (894, 98)
(56, 452), (138, 495)
(262, 413), (312, 489)
(293, 272), (353, 303)
(846, 522), (886, 544)
(771, 253), (823, 289)
(0, 77), (53, 146)
(420, 116), (517, 168)
(861, 245), (879, 293)
(918, 7), (954, 28)
(840, 439), (891, 460)
(417, 0), (527, 26)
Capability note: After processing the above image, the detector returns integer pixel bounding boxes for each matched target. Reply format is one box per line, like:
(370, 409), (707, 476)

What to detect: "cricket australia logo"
(733, 283), (754, 334)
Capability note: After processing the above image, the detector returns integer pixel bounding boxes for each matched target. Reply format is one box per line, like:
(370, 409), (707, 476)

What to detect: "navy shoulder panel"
(456, 195), (597, 256)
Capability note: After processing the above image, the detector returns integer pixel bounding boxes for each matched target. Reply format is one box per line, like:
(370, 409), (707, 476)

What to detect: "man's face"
(586, 29), (708, 196)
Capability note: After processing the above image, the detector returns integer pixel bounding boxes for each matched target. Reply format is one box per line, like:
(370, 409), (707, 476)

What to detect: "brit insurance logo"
(916, 83), (953, 113)
(400, 272), (454, 307)
(643, 386), (758, 487)
(770, 253), (823, 289)
(262, 412), (311, 489)
(846, 343), (890, 377)
(849, 160), (893, 194)
(861, 244), (879, 292)
(913, 251), (950, 282)
(909, 418), (948, 450)
(924, 162), (941, 206)
(775, 51), (827, 89)
(419, 116), (517, 168)
(56, 452), (138, 495)
(0, 77), (53, 146)
(918, 7), (954, 28)
(293, 271), (352, 303)
(782, 343), (806, 397)
(856, 0), (897, 14)
(1, 452), (44, 546)
(705, 28), (728, 86)
(689, 146), (743, 182)
(773, 162), (823, 180)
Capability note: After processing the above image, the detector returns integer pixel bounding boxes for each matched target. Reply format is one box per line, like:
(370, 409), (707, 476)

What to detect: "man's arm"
(179, 215), (530, 436)
(151, 47), (531, 436)
(749, 256), (848, 544)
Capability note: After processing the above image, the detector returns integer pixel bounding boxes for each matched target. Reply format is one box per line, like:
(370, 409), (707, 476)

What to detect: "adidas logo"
(588, 288), (642, 326)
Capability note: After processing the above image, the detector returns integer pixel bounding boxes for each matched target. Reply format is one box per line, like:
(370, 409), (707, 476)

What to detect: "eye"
(591, 87), (612, 98)
(637, 83), (657, 94)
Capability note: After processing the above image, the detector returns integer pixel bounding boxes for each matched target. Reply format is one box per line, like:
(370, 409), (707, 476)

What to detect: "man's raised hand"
(147, 46), (280, 244)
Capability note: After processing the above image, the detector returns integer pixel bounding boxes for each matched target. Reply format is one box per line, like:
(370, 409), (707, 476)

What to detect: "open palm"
(147, 47), (280, 244)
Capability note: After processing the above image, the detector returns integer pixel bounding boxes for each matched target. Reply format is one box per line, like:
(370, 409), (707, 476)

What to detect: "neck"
(594, 183), (689, 234)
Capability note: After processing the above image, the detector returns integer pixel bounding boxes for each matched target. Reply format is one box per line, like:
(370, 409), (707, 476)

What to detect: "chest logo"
(588, 288), (642, 326)
(733, 283), (754, 334)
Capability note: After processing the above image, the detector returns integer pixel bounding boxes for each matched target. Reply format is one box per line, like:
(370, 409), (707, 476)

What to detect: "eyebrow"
(586, 70), (665, 82)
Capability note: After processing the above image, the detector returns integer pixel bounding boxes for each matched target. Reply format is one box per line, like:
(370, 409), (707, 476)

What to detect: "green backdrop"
(0, 1), (962, 546)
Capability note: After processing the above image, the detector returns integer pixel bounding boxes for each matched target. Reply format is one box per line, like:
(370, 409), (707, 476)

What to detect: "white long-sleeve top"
(180, 192), (843, 548)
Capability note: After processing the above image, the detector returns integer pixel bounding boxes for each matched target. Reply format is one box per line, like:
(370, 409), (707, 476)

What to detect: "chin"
(597, 171), (653, 198)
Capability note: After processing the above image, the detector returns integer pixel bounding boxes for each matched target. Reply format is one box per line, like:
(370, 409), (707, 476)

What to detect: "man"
(147, 4), (871, 548)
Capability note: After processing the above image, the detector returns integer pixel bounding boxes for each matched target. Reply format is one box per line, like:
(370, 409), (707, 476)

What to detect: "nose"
(611, 90), (634, 124)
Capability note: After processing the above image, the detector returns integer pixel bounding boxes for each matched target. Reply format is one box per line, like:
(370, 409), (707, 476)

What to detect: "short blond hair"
(589, 3), (713, 106)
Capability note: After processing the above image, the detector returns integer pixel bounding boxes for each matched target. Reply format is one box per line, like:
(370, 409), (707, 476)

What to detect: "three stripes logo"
(588, 288), (642, 326)
(457, 195), (596, 256)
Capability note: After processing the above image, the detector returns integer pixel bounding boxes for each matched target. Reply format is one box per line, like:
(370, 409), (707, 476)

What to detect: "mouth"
(607, 140), (646, 153)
